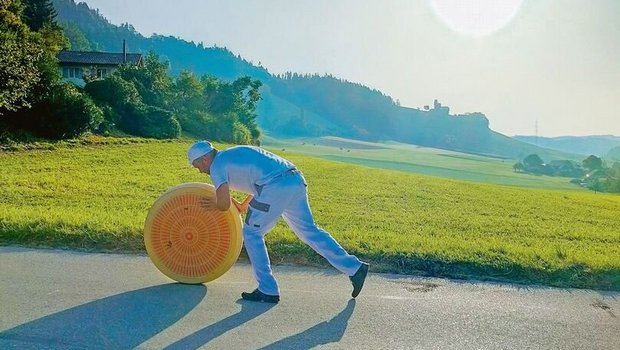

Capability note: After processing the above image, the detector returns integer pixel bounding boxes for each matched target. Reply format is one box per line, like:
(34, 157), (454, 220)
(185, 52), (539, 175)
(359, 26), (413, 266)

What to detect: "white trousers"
(242, 171), (362, 296)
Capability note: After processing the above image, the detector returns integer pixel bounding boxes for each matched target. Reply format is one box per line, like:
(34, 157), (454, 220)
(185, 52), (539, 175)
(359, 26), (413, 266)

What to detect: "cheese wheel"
(144, 183), (243, 284)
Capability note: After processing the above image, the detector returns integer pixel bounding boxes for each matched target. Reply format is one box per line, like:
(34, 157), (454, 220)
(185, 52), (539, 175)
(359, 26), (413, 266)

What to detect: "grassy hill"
(1, 137), (618, 290)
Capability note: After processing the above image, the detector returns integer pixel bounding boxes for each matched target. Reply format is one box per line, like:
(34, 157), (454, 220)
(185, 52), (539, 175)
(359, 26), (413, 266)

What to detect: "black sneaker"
(241, 289), (280, 303)
(350, 262), (369, 298)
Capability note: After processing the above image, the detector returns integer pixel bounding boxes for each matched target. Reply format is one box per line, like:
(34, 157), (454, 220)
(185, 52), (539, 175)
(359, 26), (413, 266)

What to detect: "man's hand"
(232, 195), (253, 213)
(199, 184), (251, 212)
(198, 196), (218, 210)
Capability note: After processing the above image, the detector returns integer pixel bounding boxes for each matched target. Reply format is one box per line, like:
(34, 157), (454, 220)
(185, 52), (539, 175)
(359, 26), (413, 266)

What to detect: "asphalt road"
(0, 247), (618, 349)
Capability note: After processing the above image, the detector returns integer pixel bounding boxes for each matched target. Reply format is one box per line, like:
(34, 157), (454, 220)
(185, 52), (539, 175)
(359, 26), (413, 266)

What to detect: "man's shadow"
(164, 299), (276, 350)
(0, 283), (206, 350)
(258, 299), (356, 350)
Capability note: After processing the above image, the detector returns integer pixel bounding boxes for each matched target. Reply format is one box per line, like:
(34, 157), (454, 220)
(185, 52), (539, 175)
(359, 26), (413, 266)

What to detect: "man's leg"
(242, 179), (298, 297)
(242, 225), (280, 296)
(282, 185), (363, 277)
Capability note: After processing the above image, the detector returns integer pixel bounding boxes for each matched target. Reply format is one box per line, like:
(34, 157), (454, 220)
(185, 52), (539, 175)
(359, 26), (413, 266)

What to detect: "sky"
(81, 0), (620, 137)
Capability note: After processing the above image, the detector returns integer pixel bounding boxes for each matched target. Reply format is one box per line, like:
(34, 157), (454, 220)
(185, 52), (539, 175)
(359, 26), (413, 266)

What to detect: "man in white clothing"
(188, 140), (369, 303)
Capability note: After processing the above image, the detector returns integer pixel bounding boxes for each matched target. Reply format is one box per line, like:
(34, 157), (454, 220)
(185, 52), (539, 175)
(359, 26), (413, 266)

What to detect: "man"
(188, 140), (369, 303)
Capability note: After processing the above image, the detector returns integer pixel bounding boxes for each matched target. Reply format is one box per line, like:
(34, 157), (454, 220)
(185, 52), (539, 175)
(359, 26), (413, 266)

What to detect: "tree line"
(1, 0), (261, 144)
(513, 154), (620, 193)
(52, 0), (540, 159)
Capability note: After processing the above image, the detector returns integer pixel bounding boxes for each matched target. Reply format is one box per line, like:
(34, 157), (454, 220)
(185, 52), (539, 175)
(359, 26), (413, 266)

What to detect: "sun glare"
(431, 0), (524, 37)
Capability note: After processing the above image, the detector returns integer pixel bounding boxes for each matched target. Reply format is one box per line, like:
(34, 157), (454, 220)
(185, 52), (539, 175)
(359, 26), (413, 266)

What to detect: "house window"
(63, 67), (85, 79)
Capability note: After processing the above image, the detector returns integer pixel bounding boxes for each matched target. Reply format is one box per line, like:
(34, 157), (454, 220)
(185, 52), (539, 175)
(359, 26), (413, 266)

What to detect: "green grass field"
(262, 136), (585, 191)
(1, 137), (619, 290)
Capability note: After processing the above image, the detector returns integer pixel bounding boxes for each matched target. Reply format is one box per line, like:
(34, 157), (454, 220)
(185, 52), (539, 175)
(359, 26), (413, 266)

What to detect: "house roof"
(57, 50), (143, 65)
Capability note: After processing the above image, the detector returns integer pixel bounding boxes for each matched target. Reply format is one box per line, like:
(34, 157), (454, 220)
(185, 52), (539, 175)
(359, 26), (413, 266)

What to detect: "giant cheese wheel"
(144, 183), (243, 284)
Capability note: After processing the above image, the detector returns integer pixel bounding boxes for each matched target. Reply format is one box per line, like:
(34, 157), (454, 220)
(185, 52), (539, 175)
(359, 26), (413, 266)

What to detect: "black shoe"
(241, 289), (280, 303)
(350, 262), (369, 298)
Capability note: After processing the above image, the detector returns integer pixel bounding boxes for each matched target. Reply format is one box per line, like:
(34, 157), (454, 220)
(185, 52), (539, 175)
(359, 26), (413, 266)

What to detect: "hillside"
(514, 135), (620, 158)
(52, 0), (578, 160)
(262, 136), (585, 190)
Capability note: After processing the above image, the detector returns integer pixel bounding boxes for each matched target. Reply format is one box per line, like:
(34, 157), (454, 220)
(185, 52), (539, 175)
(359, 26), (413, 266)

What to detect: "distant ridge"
(513, 135), (620, 157)
(52, 0), (581, 160)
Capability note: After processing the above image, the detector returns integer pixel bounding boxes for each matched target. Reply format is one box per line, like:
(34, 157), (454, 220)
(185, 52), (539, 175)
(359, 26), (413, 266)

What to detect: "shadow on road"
(0, 283), (206, 349)
(258, 299), (356, 350)
(164, 299), (276, 350)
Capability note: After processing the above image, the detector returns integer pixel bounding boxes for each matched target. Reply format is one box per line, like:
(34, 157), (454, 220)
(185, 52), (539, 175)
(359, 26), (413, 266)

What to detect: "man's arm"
(199, 183), (252, 213)
(198, 183), (230, 211)
(215, 183), (233, 211)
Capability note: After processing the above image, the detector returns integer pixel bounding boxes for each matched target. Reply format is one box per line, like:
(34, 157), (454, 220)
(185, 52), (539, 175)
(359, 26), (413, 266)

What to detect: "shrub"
(136, 106), (181, 139)
(84, 76), (180, 139)
(3, 83), (103, 139)
(84, 76), (142, 130)
(232, 121), (252, 144)
(176, 110), (215, 138)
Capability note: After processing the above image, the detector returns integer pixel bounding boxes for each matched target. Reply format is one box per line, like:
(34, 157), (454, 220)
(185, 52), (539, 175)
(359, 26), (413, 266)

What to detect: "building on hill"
(57, 41), (143, 86)
(432, 99), (450, 115)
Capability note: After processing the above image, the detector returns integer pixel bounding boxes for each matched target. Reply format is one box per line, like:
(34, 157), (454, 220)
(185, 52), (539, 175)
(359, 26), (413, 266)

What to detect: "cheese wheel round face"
(144, 183), (243, 284)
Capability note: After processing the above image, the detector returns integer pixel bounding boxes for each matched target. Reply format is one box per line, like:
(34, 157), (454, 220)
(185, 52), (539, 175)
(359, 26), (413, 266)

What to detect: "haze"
(81, 0), (620, 137)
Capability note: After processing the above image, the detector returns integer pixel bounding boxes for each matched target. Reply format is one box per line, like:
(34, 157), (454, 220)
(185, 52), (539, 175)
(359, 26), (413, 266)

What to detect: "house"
(57, 41), (143, 86)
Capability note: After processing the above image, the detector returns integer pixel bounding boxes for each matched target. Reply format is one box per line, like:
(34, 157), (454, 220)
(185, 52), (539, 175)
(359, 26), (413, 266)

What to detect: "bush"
(84, 76), (142, 109)
(176, 110), (215, 138)
(3, 83), (103, 139)
(84, 76), (142, 130)
(136, 106), (181, 139)
(232, 121), (252, 144)
(84, 76), (180, 139)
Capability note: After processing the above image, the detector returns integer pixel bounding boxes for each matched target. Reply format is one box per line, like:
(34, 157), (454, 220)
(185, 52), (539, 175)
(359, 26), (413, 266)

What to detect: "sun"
(431, 0), (524, 37)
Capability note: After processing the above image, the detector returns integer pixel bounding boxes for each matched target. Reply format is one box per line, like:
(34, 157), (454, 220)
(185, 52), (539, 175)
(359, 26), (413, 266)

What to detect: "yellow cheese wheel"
(144, 183), (243, 284)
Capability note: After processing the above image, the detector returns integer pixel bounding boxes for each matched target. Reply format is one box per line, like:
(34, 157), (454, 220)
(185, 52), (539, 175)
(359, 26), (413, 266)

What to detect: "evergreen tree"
(22, 0), (57, 31)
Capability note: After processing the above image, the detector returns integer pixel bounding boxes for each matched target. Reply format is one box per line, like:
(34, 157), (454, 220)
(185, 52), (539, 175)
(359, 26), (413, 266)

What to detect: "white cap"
(187, 141), (214, 165)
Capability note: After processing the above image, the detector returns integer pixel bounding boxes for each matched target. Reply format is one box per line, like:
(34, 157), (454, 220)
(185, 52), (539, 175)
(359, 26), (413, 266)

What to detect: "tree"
(84, 75), (142, 132)
(582, 155), (603, 171)
(84, 74), (180, 139)
(169, 70), (216, 137)
(0, 0), (44, 113)
(513, 162), (525, 172)
(60, 21), (91, 50)
(201, 75), (262, 142)
(588, 178), (606, 193)
(2, 0), (66, 110)
(523, 154), (544, 168)
(117, 52), (172, 108)
(171, 70), (204, 115)
(21, 0), (57, 31)
(605, 162), (620, 193)
(137, 105), (181, 139)
(232, 76), (262, 139)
